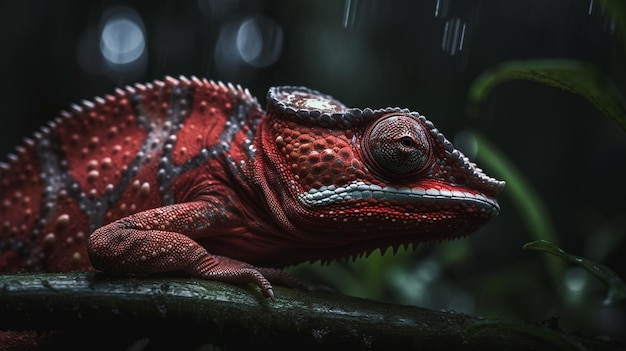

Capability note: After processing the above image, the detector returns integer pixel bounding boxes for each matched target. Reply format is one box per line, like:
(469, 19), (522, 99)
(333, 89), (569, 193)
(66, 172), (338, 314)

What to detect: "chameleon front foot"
(191, 255), (275, 299)
(87, 221), (279, 298)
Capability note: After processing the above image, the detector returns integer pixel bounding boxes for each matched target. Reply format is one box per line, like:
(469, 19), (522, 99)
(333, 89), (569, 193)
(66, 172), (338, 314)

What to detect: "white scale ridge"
(298, 180), (497, 208)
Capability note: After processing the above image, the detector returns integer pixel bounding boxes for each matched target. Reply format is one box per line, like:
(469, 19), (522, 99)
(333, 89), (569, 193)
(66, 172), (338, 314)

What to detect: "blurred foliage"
(459, 2), (626, 338)
(468, 59), (626, 132)
(473, 131), (565, 284)
(468, 0), (626, 131)
(287, 245), (415, 301)
(289, 3), (626, 339)
(525, 240), (626, 306)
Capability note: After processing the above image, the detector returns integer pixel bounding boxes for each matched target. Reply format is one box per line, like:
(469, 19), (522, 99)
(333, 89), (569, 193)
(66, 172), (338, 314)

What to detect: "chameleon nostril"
(455, 175), (467, 185)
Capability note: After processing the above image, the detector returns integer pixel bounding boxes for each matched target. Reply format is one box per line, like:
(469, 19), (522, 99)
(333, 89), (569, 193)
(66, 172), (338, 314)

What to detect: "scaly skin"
(0, 76), (504, 299)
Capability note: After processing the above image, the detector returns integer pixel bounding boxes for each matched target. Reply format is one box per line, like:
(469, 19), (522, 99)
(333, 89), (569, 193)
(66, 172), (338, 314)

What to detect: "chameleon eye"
(362, 114), (433, 178)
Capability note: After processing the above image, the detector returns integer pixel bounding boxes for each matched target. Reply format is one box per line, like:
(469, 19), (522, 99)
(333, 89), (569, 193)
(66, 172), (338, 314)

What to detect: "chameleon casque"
(0, 76), (504, 299)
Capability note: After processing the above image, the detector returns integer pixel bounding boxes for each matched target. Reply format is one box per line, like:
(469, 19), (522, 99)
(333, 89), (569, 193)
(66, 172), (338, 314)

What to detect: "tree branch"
(0, 272), (621, 350)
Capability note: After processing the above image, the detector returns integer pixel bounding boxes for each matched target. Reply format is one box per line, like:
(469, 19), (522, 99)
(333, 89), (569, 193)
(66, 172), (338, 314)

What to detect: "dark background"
(0, 0), (624, 339)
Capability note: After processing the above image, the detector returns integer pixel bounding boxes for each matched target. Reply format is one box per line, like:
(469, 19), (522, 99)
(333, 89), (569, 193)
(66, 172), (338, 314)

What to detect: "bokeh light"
(100, 16), (145, 66)
(76, 6), (147, 78)
(214, 15), (283, 75)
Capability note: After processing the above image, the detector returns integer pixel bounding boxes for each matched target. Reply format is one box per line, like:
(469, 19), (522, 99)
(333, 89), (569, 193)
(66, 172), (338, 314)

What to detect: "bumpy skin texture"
(0, 76), (504, 299)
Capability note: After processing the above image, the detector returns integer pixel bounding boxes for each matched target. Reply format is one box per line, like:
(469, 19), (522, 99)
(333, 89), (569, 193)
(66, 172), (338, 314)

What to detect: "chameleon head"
(261, 86), (505, 262)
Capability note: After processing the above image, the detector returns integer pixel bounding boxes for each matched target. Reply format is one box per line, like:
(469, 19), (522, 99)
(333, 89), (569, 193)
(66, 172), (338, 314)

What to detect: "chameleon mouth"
(298, 180), (501, 214)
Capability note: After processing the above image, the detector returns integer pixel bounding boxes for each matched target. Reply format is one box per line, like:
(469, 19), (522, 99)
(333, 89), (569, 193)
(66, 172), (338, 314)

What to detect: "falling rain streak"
(434, 0), (450, 18)
(586, 0), (616, 35)
(343, 0), (358, 28)
(441, 17), (466, 56)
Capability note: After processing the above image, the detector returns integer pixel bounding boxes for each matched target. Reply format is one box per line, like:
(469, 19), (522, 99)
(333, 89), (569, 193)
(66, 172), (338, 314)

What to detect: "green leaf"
(472, 132), (565, 285)
(524, 240), (626, 305)
(468, 59), (626, 132)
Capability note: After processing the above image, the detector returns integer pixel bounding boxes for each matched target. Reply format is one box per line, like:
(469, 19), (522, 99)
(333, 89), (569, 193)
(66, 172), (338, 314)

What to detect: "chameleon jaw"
(298, 180), (500, 214)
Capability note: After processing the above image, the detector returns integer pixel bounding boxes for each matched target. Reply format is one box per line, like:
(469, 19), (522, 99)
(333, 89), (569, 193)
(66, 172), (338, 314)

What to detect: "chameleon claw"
(264, 287), (275, 300)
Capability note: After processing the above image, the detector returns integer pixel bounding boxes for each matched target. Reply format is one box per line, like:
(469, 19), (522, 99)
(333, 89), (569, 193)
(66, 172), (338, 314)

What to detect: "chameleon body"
(0, 76), (504, 298)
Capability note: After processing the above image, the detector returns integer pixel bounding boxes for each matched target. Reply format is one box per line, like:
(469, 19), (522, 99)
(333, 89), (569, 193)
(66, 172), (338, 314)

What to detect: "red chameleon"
(0, 76), (504, 299)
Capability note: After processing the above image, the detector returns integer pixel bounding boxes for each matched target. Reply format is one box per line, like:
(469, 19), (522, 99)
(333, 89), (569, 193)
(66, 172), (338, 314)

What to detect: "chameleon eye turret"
(362, 113), (434, 178)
